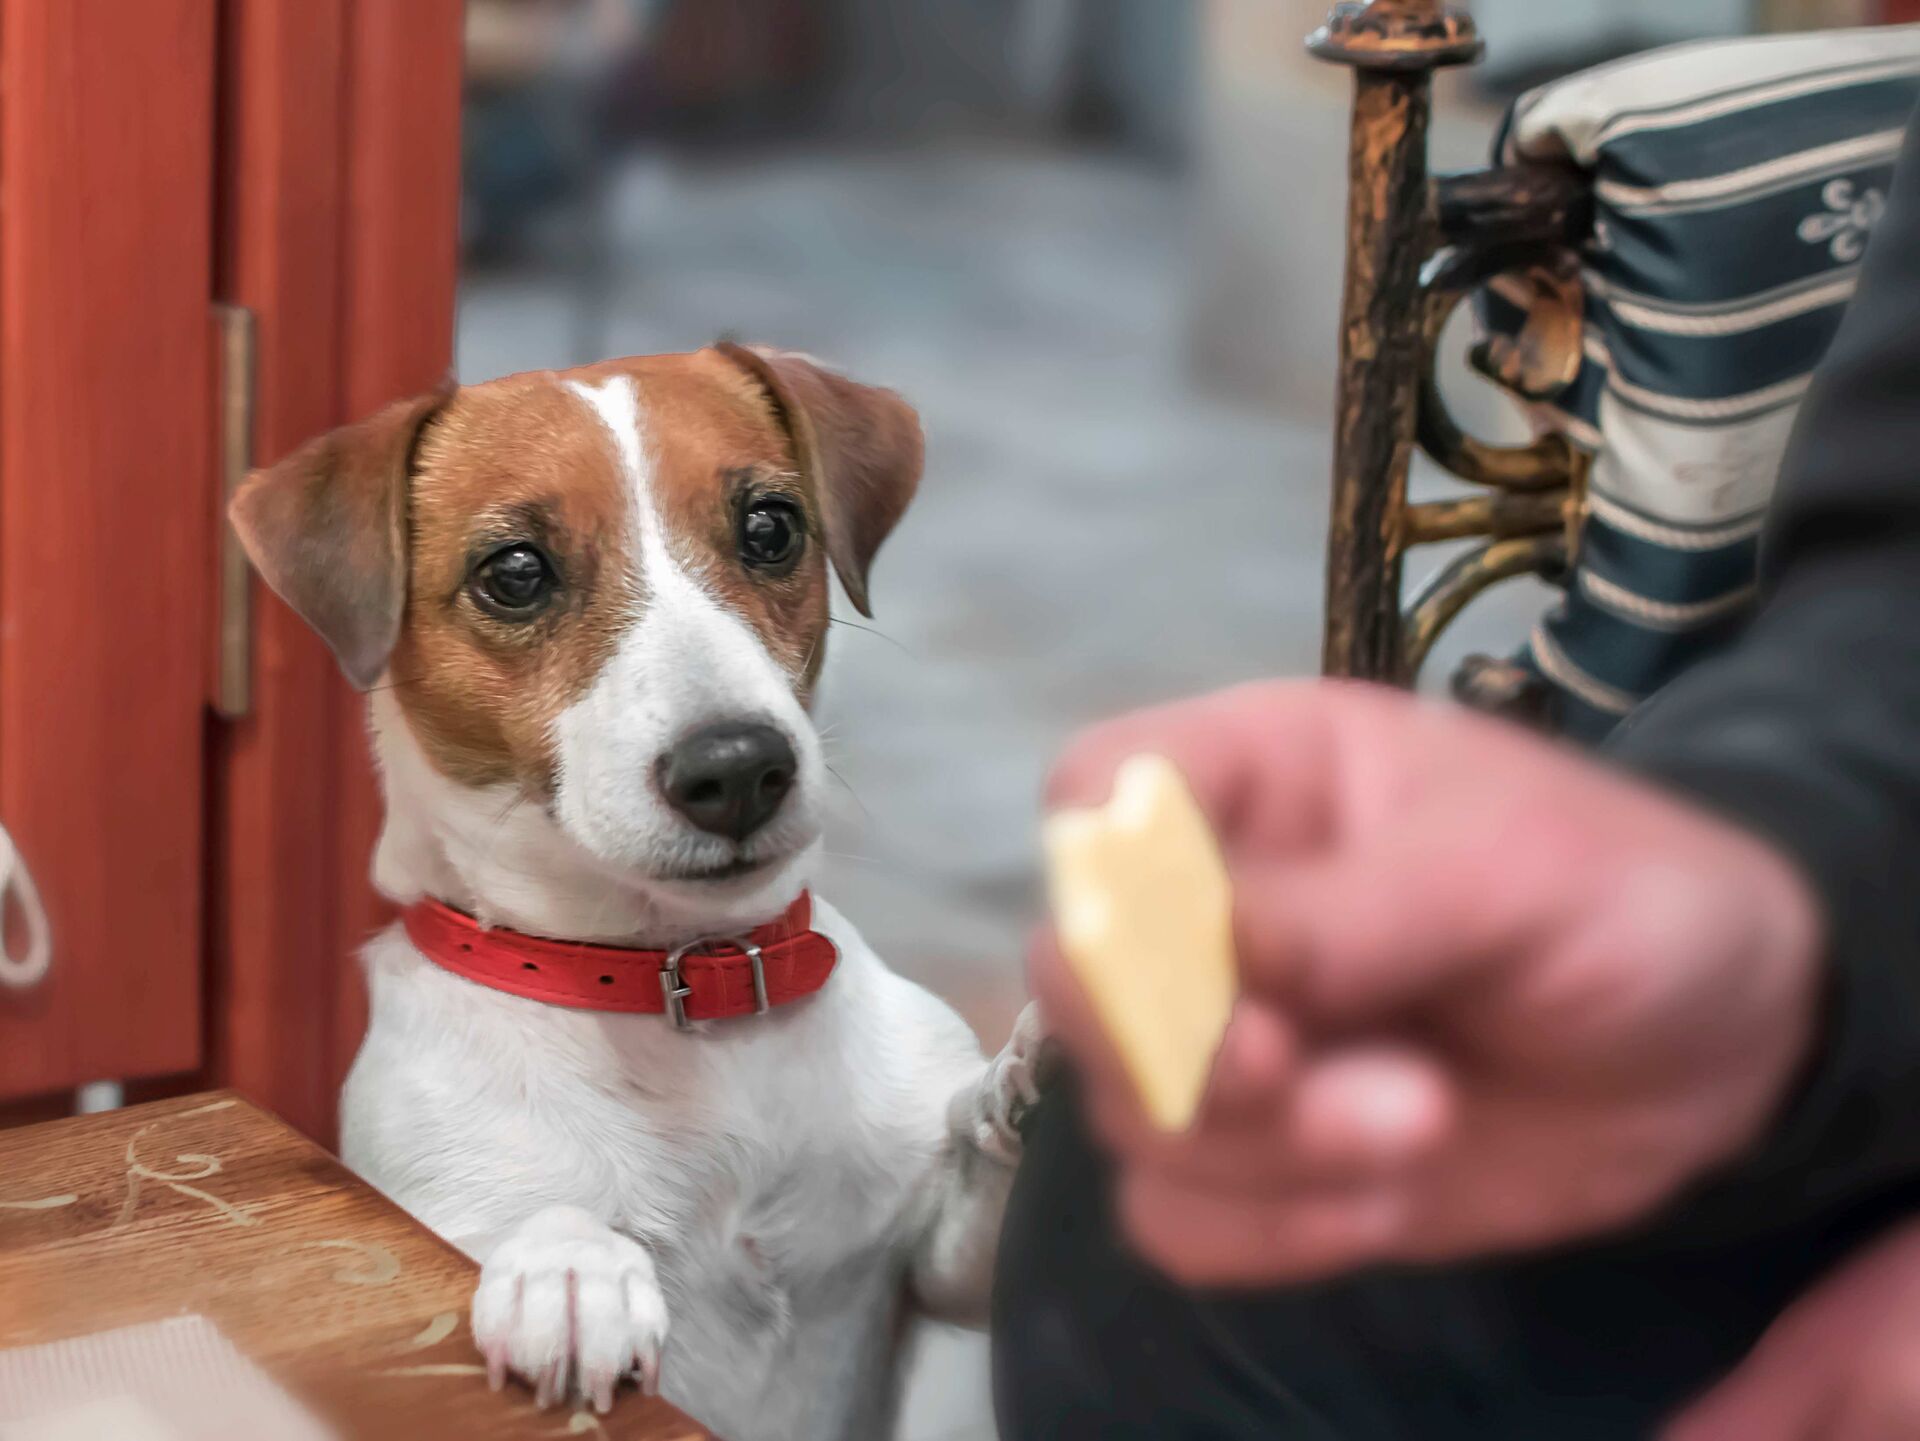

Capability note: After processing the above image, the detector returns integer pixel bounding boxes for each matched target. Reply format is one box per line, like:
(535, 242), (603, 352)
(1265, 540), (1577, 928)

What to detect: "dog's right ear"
(229, 385), (452, 690)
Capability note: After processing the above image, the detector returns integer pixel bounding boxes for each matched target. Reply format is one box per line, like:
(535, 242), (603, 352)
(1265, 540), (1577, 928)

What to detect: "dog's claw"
(535, 1354), (566, 1410)
(958, 1002), (1051, 1166)
(586, 1368), (615, 1415)
(471, 1207), (669, 1418)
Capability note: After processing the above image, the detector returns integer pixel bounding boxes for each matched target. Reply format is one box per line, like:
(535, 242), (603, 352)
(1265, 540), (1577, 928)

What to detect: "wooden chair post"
(1309, 1), (1482, 680)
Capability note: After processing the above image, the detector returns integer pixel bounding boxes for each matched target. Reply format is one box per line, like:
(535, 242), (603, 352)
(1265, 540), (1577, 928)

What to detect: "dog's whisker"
(797, 629), (826, 684)
(827, 616), (912, 655)
(362, 674), (429, 696)
(823, 764), (872, 823)
(488, 791), (532, 829)
(820, 849), (906, 871)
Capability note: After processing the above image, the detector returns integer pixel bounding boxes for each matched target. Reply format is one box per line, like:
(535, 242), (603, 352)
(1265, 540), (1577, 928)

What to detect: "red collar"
(400, 892), (838, 1027)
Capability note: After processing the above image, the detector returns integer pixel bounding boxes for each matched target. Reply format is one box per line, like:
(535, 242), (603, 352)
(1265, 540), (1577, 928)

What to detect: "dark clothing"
(991, 119), (1920, 1441)
(995, 1084), (1920, 1440)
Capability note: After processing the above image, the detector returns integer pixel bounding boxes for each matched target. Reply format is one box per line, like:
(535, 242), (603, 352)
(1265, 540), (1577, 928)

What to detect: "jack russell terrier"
(231, 344), (1043, 1441)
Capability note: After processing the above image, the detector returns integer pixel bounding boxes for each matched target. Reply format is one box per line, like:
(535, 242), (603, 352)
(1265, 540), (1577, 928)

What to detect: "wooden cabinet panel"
(0, 0), (217, 1098)
(0, 0), (462, 1125)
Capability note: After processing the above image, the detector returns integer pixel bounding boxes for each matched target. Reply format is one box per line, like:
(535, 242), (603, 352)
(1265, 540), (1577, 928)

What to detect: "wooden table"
(0, 1092), (708, 1439)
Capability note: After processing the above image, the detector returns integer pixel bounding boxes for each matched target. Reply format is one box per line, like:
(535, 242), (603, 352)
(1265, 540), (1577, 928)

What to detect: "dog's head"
(231, 345), (921, 920)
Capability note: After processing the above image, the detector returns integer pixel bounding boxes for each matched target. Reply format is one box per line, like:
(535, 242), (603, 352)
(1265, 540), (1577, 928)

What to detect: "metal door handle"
(0, 822), (51, 990)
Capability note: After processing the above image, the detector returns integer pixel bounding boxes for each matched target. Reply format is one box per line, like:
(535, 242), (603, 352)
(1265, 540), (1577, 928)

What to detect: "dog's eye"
(471, 543), (557, 618)
(738, 498), (804, 569)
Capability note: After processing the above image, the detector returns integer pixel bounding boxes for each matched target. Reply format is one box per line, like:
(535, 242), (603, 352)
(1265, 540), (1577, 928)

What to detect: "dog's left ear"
(229, 384), (453, 689)
(717, 342), (923, 617)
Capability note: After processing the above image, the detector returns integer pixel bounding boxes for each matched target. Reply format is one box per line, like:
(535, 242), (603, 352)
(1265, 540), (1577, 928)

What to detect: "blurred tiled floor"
(456, 133), (1534, 1441)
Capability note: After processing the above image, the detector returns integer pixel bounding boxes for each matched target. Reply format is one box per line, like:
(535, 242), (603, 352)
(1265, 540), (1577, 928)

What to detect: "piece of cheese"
(1043, 753), (1236, 1132)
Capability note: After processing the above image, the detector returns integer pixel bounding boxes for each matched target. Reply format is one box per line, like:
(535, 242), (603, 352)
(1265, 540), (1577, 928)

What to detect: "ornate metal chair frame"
(1311, 0), (1593, 715)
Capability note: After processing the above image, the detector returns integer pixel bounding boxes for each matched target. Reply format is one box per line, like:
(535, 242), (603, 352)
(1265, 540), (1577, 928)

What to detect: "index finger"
(1042, 680), (1349, 858)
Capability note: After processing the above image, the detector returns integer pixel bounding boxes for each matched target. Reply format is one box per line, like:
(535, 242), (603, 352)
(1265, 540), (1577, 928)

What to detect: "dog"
(230, 344), (1042, 1441)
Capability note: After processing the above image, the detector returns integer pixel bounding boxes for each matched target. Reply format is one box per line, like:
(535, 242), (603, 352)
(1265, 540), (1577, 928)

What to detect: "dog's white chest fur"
(342, 897), (988, 1440)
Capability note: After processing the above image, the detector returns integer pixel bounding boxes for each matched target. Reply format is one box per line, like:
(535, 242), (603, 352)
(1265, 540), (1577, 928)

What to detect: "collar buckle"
(660, 935), (770, 1031)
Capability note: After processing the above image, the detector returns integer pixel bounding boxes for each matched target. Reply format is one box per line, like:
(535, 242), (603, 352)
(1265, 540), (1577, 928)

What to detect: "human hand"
(1032, 681), (1821, 1286)
(1665, 1220), (1920, 1441)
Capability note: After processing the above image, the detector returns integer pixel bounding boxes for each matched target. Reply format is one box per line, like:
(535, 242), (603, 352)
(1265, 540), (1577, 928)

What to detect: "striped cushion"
(1474, 27), (1920, 740)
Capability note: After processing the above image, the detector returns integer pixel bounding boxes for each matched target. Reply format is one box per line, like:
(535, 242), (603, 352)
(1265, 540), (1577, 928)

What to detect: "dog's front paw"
(471, 1205), (669, 1414)
(953, 1002), (1052, 1167)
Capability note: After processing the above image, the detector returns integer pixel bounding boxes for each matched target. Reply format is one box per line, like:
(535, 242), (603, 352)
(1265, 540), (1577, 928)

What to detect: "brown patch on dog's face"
(387, 376), (634, 792)
(388, 352), (835, 796)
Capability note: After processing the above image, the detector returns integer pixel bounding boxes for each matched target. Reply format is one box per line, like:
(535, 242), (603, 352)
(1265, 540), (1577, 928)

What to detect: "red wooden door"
(0, 0), (217, 1099)
(0, 0), (462, 1140)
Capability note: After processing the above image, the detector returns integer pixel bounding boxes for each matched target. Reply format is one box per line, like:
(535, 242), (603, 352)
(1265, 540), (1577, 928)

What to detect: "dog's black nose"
(657, 722), (797, 841)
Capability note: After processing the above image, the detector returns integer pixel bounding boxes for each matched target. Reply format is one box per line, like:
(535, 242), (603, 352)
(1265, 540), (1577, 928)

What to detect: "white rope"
(0, 822), (51, 990)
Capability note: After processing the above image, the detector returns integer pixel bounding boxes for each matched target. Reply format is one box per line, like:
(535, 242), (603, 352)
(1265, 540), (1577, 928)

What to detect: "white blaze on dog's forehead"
(562, 374), (806, 683)
(550, 374), (821, 872)
(562, 372), (739, 638)
(565, 375), (694, 592)
(568, 375), (647, 488)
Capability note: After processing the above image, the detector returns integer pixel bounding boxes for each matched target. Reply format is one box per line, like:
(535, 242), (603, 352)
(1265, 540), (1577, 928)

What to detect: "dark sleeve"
(1605, 115), (1920, 1234)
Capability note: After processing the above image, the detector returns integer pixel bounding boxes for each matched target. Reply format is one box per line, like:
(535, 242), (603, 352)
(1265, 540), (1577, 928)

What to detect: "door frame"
(212, 0), (464, 1146)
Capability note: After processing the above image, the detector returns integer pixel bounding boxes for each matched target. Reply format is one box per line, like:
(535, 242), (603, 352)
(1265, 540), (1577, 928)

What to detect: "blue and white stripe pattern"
(1473, 27), (1920, 740)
